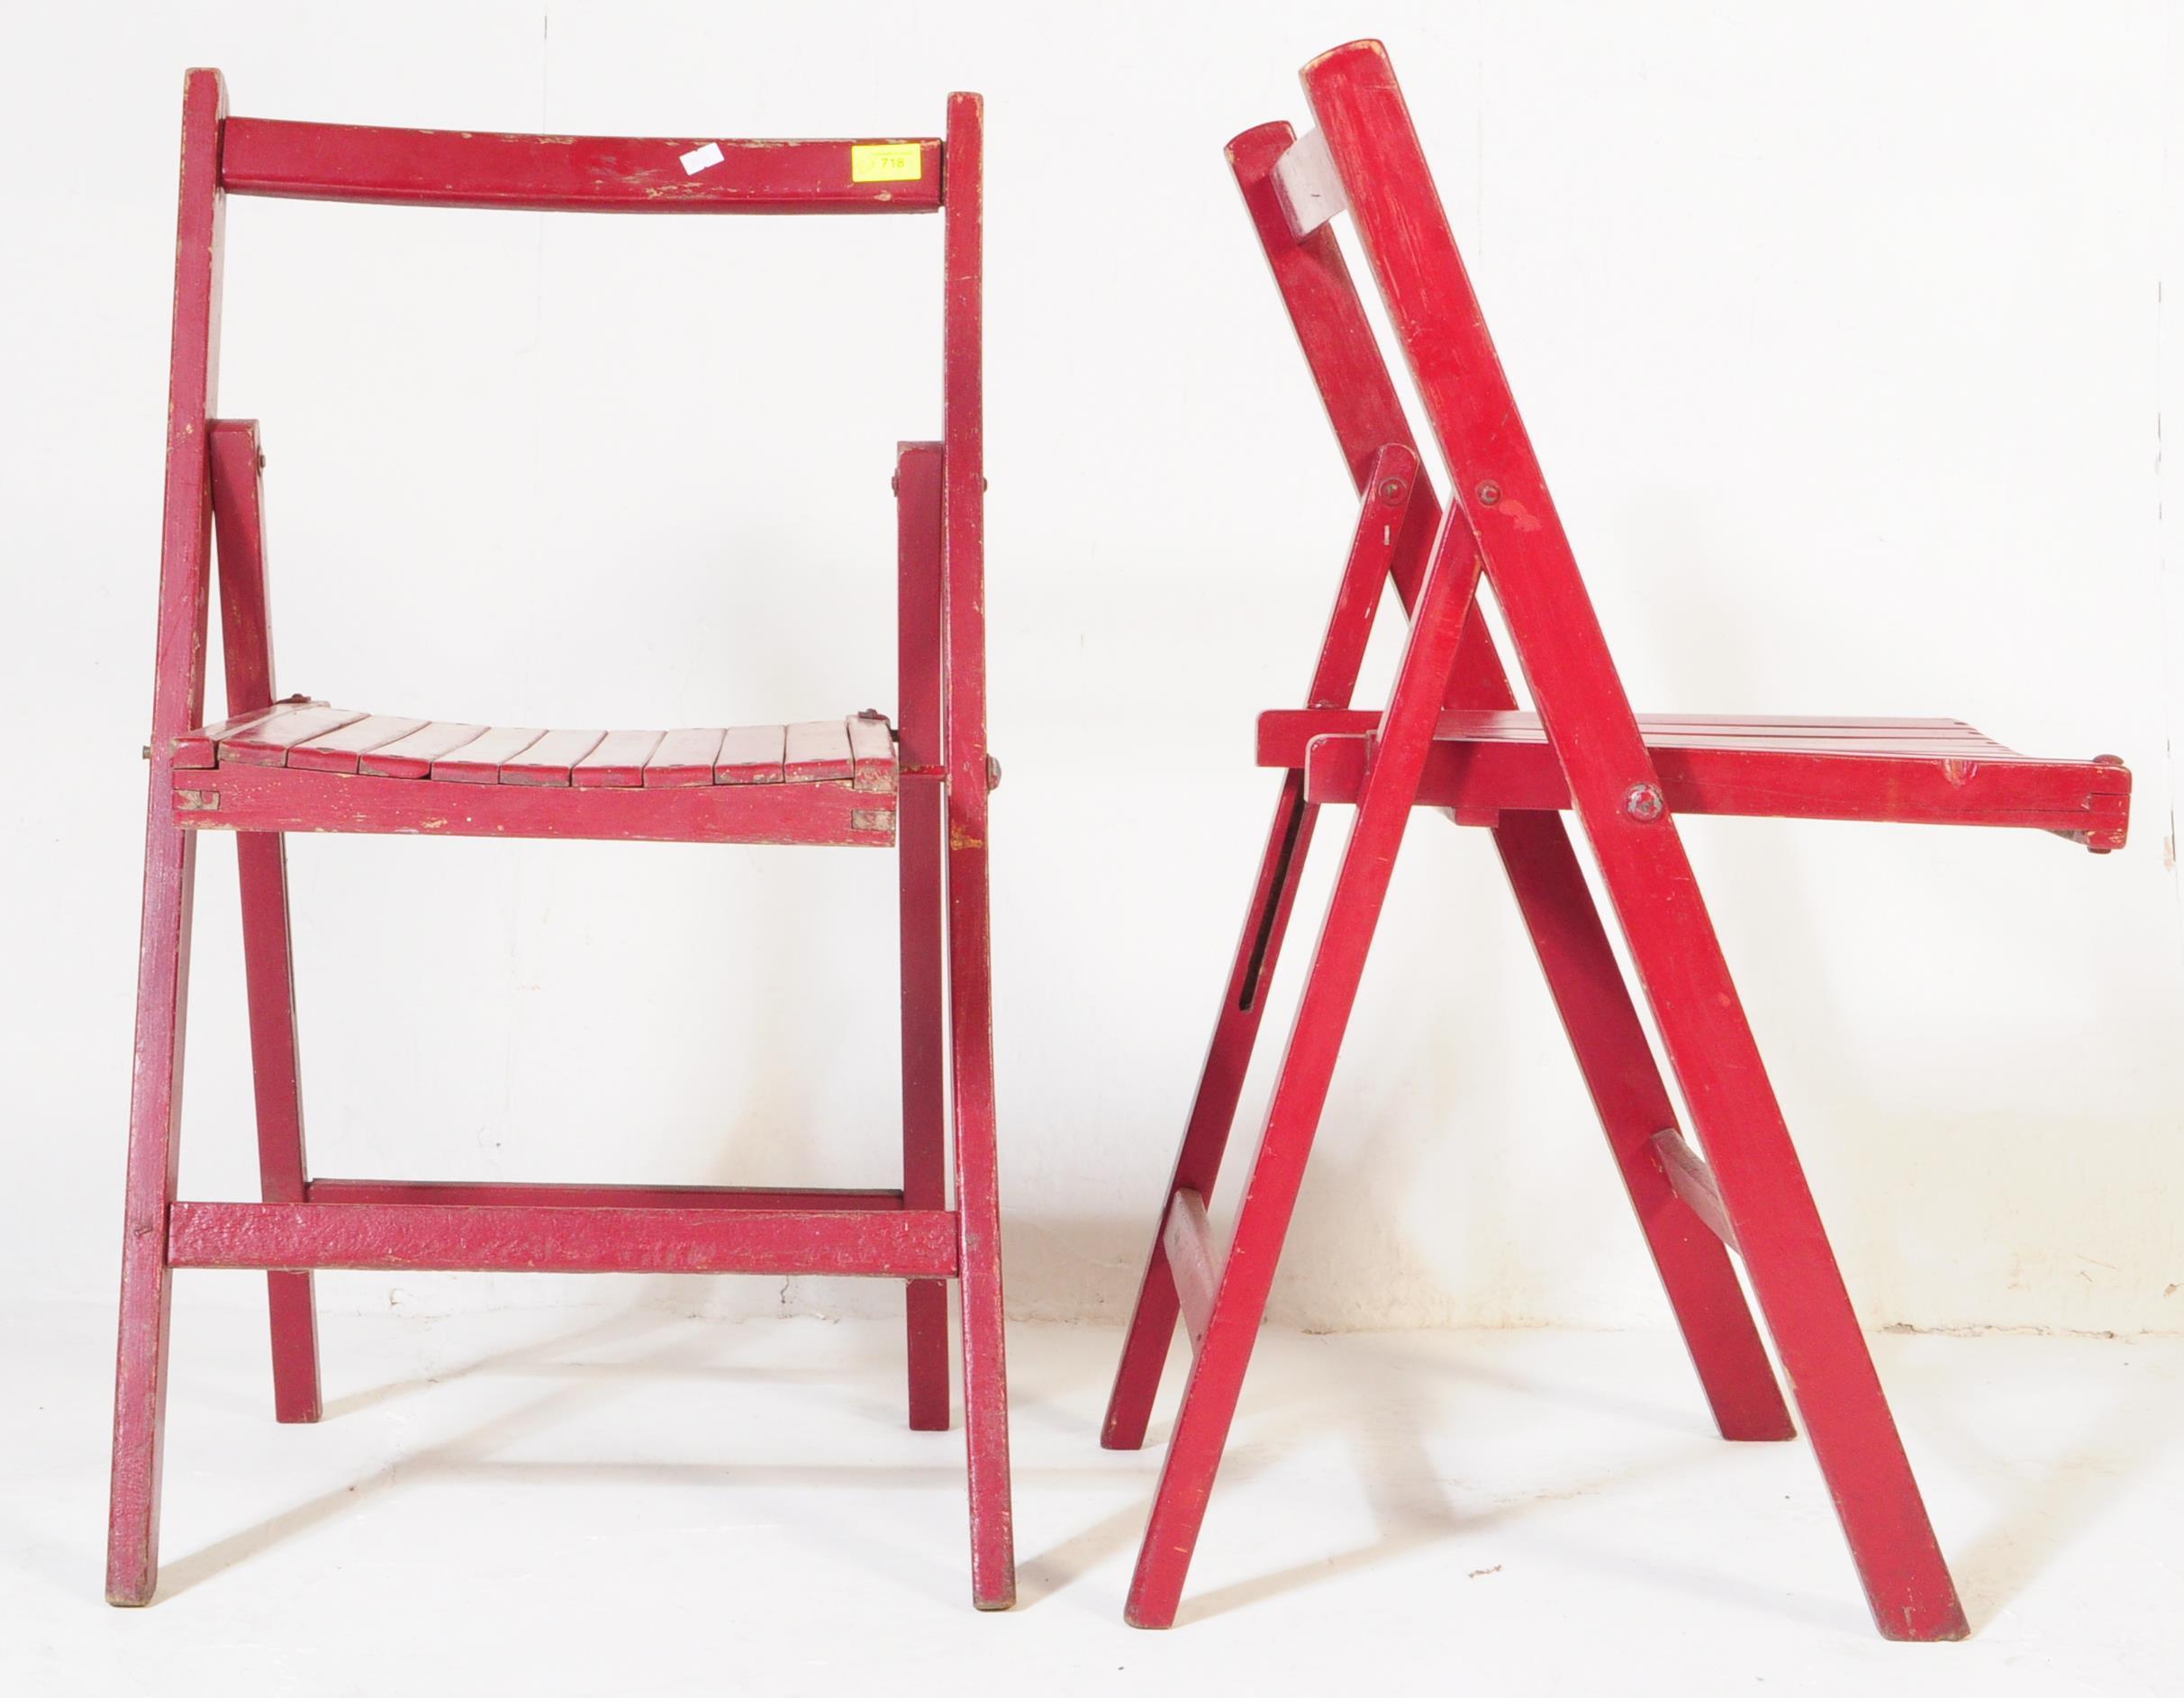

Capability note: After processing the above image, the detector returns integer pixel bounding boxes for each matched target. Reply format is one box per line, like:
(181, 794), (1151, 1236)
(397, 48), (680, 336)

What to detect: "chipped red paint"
(1106, 38), (2129, 1640)
(111, 71), (1010, 1612)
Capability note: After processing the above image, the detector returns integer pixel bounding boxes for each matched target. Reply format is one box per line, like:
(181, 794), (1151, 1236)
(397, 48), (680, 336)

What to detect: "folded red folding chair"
(113, 70), (1012, 1609)
(1101, 39), (2130, 1637)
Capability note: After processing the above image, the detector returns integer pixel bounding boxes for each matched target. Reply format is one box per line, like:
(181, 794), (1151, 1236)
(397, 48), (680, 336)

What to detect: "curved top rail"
(219, 116), (943, 213)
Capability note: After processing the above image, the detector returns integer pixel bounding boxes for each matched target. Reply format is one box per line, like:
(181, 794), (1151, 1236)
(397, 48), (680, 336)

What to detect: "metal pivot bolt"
(1475, 479), (1501, 506)
(1379, 478), (1406, 504)
(1625, 782), (1665, 822)
(986, 754), (1002, 791)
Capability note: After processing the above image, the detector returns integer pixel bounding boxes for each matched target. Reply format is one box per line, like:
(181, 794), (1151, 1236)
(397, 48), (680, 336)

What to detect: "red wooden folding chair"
(112, 70), (1012, 1610)
(1102, 40), (2131, 1638)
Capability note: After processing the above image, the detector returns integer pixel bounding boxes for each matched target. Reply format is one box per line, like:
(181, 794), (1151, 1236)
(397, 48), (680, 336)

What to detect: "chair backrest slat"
(220, 116), (943, 213)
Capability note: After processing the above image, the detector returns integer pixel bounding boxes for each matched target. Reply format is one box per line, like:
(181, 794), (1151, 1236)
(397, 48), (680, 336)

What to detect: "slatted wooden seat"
(169, 701), (902, 845)
(1261, 708), (2129, 849)
(113, 68), (1012, 1613)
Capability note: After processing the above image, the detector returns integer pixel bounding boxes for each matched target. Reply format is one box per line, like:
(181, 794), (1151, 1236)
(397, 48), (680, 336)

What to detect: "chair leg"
(894, 437), (952, 1434)
(898, 775), (950, 1430)
(1298, 39), (1963, 1636)
(1128, 516), (1481, 1628)
(209, 422), (322, 1423)
(1675, 1046), (1970, 1638)
(1124, 767), (1417, 1629)
(1488, 809), (1793, 1441)
(235, 832), (322, 1423)
(108, 815), (197, 1606)
(1103, 771), (1319, 1449)
(946, 825), (1015, 1609)
(1104, 450), (1416, 1451)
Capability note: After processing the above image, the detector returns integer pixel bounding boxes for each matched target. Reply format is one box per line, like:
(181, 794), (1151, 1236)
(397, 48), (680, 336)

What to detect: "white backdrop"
(5, 1), (2178, 1338)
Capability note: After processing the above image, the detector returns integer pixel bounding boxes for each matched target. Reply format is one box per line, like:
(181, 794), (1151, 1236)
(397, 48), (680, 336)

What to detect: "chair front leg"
(108, 812), (197, 1605)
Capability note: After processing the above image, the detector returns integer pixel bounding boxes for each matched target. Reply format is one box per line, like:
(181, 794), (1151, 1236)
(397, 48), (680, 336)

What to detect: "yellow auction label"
(851, 144), (923, 183)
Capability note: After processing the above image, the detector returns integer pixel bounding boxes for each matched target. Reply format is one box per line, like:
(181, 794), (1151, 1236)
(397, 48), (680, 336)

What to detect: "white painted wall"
(5, 1), (2178, 1337)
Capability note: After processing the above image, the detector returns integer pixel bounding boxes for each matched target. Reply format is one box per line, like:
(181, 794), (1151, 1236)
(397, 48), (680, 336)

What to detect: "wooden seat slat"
(432, 726), (547, 784)
(784, 719), (856, 783)
(847, 712), (897, 791)
(358, 721), (488, 779)
(170, 702), (304, 767)
(500, 729), (606, 786)
(717, 724), (788, 785)
(216, 703), (367, 767)
(646, 728), (728, 788)
(572, 729), (664, 788)
(286, 714), (430, 774)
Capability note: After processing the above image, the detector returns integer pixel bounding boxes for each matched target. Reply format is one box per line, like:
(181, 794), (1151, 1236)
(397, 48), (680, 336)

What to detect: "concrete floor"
(5, 1300), (2178, 1695)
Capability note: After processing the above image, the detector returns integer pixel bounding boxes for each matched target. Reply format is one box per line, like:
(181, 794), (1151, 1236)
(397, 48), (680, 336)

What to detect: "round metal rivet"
(1476, 480), (1500, 506)
(1625, 782), (1665, 822)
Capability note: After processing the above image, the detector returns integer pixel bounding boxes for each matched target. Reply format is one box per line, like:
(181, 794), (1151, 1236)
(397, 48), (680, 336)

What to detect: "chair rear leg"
(1682, 1062), (1968, 1637)
(1489, 809), (1792, 1441)
(1127, 717), (1453, 1625)
(1103, 772), (1321, 1449)
(898, 775), (950, 1430)
(895, 440), (951, 1431)
(236, 834), (322, 1423)
(1129, 513), (1482, 1627)
(1106, 454), (1416, 1451)
(210, 422), (321, 1423)
(108, 817), (197, 1605)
